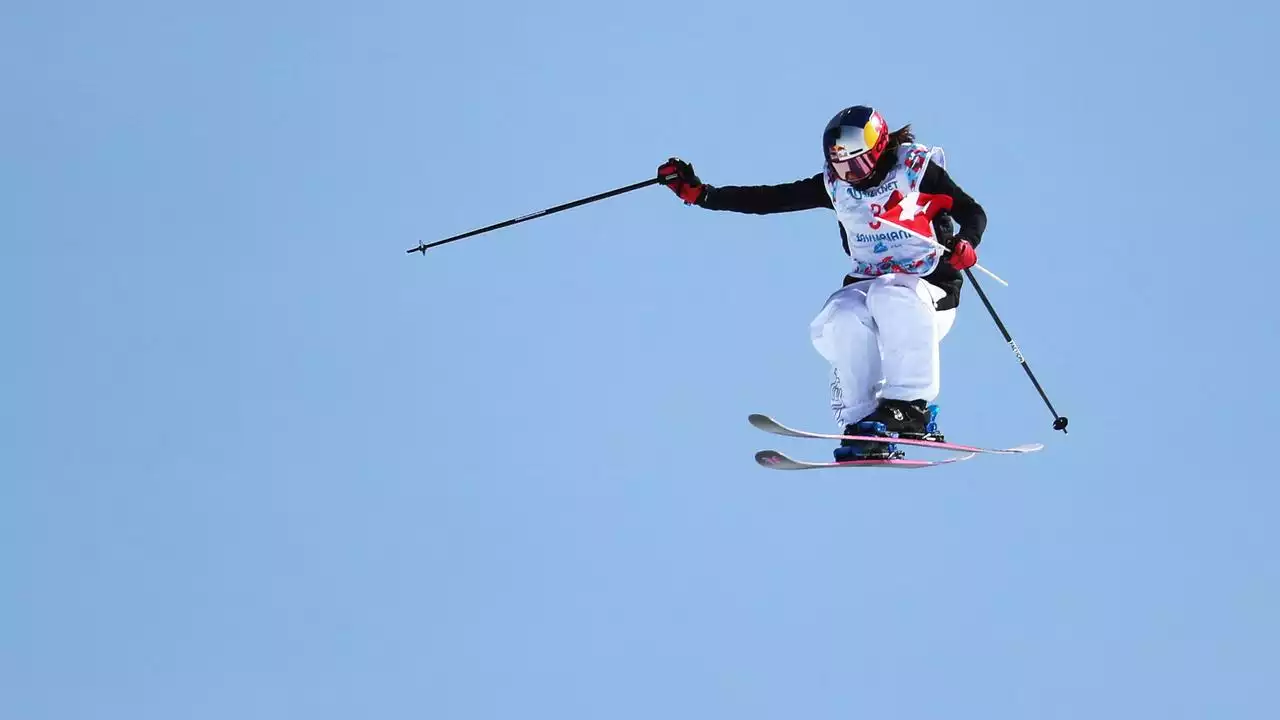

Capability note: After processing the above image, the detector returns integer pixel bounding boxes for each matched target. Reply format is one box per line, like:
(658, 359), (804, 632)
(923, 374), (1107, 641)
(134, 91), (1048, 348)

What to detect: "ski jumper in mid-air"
(660, 105), (987, 461)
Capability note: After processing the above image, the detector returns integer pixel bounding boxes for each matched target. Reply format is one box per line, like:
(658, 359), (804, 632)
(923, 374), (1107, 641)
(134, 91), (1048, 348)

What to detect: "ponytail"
(886, 124), (915, 150)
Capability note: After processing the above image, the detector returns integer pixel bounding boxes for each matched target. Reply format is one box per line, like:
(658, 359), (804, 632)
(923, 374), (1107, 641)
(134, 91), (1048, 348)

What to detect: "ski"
(748, 413), (1043, 456)
(755, 449), (978, 470)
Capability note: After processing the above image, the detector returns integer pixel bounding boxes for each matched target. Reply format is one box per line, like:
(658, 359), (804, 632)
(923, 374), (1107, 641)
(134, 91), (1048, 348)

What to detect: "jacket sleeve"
(697, 173), (833, 214)
(920, 162), (987, 247)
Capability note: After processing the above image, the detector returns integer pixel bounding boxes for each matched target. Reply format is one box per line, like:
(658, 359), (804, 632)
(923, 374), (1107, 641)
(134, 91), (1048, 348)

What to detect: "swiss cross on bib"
(875, 189), (953, 240)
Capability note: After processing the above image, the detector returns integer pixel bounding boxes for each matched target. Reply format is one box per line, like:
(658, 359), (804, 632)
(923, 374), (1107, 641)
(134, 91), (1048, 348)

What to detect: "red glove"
(947, 239), (977, 270)
(658, 157), (705, 204)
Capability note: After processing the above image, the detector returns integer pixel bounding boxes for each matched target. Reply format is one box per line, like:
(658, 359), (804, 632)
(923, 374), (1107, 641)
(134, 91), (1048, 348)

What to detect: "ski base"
(755, 449), (977, 470)
(749, 413), (1043, 456)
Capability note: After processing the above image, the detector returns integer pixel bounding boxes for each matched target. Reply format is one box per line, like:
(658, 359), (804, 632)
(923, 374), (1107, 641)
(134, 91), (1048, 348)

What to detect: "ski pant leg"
(864, 274), (956, 403)
(809, 282), (882, 428)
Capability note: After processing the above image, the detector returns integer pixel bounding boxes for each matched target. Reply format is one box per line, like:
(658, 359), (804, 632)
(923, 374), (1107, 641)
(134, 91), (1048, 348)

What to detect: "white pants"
(809, 274), (956, 428)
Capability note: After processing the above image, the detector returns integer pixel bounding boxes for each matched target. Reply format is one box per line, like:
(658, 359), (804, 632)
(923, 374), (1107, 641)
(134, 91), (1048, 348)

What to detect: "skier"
(659, 105), (987, 461)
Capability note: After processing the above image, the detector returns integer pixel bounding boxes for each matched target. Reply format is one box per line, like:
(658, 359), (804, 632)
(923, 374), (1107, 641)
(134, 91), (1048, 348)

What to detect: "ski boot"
(832, 399), (944, 462)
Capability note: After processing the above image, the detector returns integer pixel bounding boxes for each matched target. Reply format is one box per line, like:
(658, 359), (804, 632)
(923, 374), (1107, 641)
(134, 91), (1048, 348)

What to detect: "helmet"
(823, 105), (891, 183)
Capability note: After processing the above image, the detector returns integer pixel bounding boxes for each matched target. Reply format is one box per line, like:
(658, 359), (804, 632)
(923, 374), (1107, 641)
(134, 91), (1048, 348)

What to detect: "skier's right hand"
(658, 157), (705, 205)
(946, 239), (978, 270)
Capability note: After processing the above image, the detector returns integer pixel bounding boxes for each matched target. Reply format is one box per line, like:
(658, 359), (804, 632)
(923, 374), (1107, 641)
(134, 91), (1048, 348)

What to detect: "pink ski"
(748, 413), (1043, 456)
(755, 449), (977, 470)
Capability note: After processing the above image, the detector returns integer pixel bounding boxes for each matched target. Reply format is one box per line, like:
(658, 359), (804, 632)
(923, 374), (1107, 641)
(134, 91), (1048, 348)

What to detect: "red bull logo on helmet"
(863, 111), (888, 156)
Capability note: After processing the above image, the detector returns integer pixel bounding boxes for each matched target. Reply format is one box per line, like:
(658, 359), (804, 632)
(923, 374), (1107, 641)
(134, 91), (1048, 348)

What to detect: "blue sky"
(4, 0), (1278, 718)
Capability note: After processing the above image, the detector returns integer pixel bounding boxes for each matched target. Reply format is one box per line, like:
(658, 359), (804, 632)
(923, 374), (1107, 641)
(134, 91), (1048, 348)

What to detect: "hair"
(887, 124), (915, 149)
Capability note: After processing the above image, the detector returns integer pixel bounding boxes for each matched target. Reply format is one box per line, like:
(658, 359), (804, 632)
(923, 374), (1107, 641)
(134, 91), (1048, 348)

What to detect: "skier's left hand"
(946, 239), (977, 270)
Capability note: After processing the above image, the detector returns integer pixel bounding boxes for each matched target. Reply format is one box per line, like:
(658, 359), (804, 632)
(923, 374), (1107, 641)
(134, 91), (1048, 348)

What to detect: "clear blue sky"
(4, 1), (1278, 718)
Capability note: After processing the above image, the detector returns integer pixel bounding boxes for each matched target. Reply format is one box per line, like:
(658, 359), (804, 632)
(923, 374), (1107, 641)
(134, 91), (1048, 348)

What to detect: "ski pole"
(964, 268), (1069, 433)
(407, 172), (678, 255)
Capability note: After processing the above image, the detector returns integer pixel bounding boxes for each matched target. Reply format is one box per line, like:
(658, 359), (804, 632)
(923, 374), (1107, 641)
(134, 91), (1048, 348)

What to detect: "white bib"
(823, 144), (947, 278)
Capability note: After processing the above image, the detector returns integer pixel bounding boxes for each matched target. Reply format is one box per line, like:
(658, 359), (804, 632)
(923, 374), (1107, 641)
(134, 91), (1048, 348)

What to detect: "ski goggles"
(829, 151), (878, 182)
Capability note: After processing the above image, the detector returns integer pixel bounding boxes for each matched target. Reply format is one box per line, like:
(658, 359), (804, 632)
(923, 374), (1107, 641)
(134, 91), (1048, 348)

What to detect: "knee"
(826, 297), (875, 336)
(865, 282), (919, 314)
(811, 296), (874, 358)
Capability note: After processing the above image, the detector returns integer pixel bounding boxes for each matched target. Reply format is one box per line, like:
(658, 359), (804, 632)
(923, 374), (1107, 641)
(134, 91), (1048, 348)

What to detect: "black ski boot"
(833, 399), (944, 462)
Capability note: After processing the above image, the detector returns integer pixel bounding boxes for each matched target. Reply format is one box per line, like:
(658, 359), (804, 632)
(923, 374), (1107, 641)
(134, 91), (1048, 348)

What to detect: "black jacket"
(695, 160), (986, 310)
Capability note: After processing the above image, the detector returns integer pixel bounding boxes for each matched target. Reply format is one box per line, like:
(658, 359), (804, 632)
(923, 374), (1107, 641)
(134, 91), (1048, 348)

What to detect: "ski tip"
(747, 413), (787, 434)
(748, 413), (805, 436)
(755, 449), (816, 470)
(754, 449), (790, 466)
